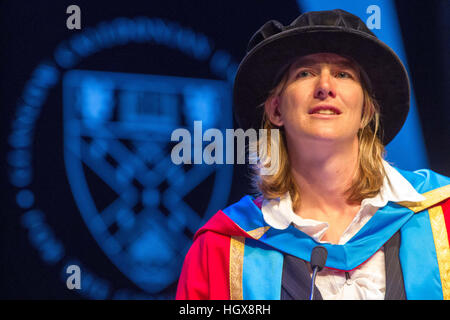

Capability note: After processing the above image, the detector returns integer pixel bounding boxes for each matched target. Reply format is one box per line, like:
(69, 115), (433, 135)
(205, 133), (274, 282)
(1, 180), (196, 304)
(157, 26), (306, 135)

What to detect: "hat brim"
(233, 26), (410, 145)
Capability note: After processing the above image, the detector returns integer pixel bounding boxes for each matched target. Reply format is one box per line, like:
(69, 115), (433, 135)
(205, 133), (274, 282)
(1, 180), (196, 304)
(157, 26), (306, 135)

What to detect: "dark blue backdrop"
(1, 0), (449, 299)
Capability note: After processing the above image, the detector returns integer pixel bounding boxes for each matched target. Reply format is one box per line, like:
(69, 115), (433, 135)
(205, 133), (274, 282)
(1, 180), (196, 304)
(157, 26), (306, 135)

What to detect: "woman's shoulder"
(393, 166), (450, 193)
(190, 195), (265, 247)
(392, 166), (450, 213)
(193, 197), (257, 239)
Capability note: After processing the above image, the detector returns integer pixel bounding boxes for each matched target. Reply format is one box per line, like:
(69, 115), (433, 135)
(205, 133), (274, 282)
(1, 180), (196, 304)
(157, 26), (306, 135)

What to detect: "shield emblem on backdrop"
(63, 70), (233, 294)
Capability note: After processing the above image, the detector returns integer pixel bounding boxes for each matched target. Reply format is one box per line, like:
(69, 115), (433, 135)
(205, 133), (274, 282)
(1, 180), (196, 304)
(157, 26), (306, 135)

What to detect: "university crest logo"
(7, 17), (236, 298)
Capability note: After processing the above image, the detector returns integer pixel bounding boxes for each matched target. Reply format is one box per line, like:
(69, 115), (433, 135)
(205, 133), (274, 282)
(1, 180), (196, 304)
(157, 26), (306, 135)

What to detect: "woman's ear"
(265, 95), (284, 127)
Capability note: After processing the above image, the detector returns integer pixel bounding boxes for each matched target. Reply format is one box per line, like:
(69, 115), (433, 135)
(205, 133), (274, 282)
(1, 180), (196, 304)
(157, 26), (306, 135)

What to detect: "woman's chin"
(302, 131), (357, 144)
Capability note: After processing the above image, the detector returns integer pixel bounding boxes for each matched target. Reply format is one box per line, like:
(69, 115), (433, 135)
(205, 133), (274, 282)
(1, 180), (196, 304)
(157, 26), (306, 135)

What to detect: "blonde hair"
(250, 58), (386, 211)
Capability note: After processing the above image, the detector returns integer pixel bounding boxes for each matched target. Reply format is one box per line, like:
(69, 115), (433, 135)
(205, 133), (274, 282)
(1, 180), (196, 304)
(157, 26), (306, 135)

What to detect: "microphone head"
(310, 246), (328, 271)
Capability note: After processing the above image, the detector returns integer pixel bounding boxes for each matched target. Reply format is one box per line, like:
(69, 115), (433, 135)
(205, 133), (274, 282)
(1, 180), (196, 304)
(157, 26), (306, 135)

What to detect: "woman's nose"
(314, 72), (336, 100)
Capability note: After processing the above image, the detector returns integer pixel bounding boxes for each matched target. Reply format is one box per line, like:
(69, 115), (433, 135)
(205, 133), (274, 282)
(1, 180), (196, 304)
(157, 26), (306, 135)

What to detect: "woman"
(176, 9), (450, 300)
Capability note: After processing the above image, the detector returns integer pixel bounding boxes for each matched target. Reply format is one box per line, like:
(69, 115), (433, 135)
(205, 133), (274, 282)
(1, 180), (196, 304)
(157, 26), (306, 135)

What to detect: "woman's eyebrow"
(287, 59), (361, 82)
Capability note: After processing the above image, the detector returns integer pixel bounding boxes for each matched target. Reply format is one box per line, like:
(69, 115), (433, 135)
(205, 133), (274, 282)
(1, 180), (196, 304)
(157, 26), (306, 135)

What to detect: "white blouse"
(261, 160), (425, 300)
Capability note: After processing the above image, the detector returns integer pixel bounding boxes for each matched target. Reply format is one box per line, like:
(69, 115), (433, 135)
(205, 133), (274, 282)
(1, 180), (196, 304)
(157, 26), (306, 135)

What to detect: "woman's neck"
(288, 137), (360, 216)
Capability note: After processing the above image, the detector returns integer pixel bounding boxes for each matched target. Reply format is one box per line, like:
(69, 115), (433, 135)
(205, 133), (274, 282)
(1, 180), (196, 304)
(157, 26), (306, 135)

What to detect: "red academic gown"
(176, 168), (450, 300)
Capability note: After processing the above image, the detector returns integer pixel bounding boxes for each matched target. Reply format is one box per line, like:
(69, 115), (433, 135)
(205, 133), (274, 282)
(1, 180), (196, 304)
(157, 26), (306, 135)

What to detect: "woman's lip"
(309, 105), (342, 115)
(309, 113), (341, 119)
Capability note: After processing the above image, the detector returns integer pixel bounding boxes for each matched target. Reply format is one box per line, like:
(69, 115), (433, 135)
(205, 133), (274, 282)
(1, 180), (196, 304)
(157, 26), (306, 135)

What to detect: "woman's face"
(266, 53), (365, 145)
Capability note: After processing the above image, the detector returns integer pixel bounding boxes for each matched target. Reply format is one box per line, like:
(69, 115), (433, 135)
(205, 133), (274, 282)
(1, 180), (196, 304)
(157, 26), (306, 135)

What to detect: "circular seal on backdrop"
(7, 16), (238, 298)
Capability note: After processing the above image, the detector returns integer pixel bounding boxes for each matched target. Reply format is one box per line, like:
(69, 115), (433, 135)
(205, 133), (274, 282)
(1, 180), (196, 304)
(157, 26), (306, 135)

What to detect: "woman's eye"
(336, 71), (352, 78)
(296, 70), (311, 78)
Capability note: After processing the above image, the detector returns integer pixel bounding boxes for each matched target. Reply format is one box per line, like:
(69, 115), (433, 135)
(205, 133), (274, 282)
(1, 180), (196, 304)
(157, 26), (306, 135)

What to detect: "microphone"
(309, 245), (328, 300)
